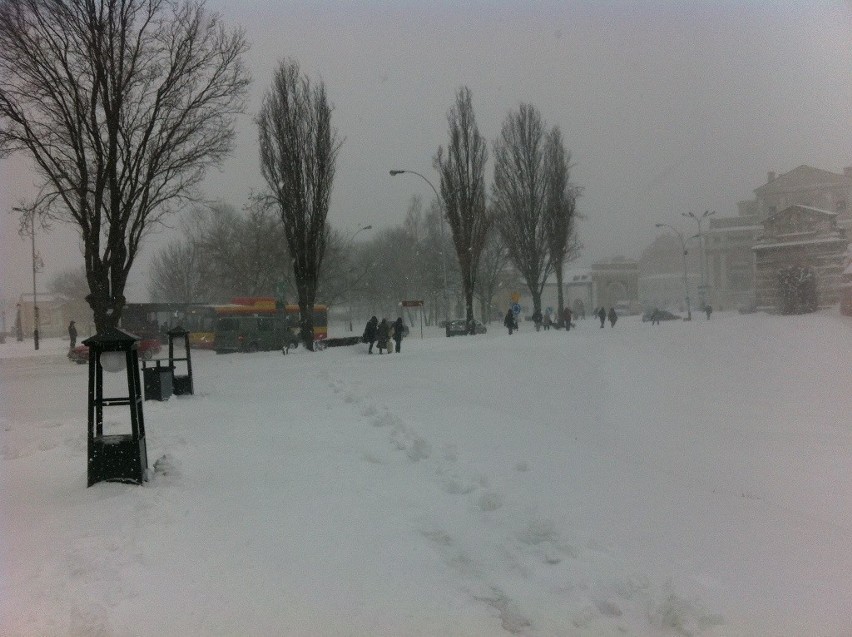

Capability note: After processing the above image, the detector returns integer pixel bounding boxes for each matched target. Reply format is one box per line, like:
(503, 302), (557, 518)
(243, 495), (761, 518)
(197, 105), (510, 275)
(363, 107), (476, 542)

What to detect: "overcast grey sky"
(2, 0), (850, 302)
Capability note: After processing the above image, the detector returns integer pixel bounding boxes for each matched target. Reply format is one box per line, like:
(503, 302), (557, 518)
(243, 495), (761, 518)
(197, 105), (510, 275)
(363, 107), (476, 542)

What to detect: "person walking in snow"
(393, 317), (404, 353)
(563, 307), (573, 331)
(376, 318), (390, 354)
(68, 320), (78, 348)
(597, 306), (606, 328)
(363, 316), (378, 354)
(705, 304), (713, 320)
(607, 307), (618, 328)
(504, 308), (517, 335)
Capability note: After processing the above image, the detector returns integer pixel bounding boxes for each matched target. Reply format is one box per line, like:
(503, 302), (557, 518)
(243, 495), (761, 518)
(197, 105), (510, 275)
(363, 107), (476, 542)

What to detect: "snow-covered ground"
(2, 310), (851, 636)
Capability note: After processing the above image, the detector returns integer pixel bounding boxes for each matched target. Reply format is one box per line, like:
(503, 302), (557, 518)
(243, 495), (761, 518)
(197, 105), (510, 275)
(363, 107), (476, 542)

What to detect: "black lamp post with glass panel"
(84, 328), (148, 486)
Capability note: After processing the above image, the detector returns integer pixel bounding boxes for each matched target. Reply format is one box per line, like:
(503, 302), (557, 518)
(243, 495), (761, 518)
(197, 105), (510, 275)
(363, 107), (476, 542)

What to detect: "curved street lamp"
(389, 169), (450, 324)
(656, 223), (692, 321)
(345, 224), (372, 331)
(682, 210), (715, 309)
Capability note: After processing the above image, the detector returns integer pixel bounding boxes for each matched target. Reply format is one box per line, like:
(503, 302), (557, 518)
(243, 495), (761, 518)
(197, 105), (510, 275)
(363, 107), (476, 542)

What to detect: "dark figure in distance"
(563, 307), (573, 331)
(531, 309), (542, 332)
(376, 318), (390, 354)
(363, 316), (378, 354)
(651, 309), (660, 326)
(504, 308), (517, 335)
(68, 321), (77, 348)
(608, 307), (618, 328)
(705, 305), (713, 320)
(597, 306), (606, 328)
(393, 317), (404, 353)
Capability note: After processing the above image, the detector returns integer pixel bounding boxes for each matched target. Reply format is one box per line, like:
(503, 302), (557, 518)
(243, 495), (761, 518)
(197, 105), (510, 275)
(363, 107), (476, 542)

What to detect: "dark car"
(642, 309), (681, 323)
(445, 319), (487, 337)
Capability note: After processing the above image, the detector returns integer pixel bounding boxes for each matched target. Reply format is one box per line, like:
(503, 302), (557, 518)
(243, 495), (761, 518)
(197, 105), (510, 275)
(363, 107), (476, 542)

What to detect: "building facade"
(706, 165), (852, 309)
(752, 205), (848, 312)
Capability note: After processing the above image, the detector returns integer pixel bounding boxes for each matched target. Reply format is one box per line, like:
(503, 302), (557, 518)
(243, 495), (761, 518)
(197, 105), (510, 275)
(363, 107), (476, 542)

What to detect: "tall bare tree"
(435, 87), (490, 333)
(257, 59), (341, 350)
(473, 226), (509, 324)
(492, 103), (551, 317)
(543, 127), (582, 324)
(0, 0), (249, 331)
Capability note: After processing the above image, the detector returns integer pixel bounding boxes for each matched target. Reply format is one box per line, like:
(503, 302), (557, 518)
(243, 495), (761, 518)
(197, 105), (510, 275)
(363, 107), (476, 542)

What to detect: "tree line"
(1, 0), (581, 349)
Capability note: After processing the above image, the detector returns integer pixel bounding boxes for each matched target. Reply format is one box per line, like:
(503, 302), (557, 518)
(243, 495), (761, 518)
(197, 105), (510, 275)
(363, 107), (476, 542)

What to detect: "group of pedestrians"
(594, 306), (618, 328)
(504, 305), (619, 334)
(362, 315), (405, 354)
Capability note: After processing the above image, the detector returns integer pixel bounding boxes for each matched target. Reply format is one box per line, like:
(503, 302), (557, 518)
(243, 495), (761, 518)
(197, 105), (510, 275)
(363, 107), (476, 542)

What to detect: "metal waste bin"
(142, 360), (173, 401)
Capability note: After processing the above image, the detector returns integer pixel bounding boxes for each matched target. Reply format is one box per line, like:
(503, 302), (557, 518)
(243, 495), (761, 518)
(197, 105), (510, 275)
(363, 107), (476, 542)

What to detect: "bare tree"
(257, 59), (341, 350)
(147, 202), (292, 303)
(543, 127), (582, 324)
(0, 0), (250, 331)
(492, 103), (551, 317)
(435, 87), (490, 333)
(147, 239), (207, 303)
(473, 226), (510, 323)
(49, 267), (89, 301)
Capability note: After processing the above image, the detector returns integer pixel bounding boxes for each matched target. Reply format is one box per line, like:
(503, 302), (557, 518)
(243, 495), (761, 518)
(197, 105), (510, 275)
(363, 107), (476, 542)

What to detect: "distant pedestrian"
(651, 309), (660, 326)
(597, 306), (606, 328)
(376, 318), (390, 354)
(503, 308), (517, 335)
(563, 307), (573, 331)
(68, 320), (78, 348)
(543, 312), (552, 331)
(393, 317), (404, 353)
(607, 307), (618, 328)
(705, 305), (713, 320)
(532, 309), (542, 332)
(363, 316), (378, 354)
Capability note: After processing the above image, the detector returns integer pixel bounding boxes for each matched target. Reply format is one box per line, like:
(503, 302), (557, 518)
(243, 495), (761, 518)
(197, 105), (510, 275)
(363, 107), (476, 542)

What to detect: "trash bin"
(142, 361), (173, 401)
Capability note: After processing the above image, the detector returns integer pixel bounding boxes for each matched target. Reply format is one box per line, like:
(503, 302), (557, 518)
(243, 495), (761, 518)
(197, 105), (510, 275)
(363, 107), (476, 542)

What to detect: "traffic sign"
(511, 303), (521, 315)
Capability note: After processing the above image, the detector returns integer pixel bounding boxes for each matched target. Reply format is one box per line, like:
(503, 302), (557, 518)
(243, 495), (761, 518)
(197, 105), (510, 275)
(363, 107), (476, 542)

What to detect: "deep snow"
(2, 310), (852, 636)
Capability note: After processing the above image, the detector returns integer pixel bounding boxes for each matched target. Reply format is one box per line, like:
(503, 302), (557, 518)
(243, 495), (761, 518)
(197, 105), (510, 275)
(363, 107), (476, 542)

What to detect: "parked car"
(445, 319), (487, 337)
(68, 338), (162, 364)
(641, 309), (681, 323)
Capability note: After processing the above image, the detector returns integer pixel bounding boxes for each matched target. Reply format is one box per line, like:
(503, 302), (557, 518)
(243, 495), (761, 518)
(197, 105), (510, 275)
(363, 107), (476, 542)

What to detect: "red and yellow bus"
(211, 297), (328, 353)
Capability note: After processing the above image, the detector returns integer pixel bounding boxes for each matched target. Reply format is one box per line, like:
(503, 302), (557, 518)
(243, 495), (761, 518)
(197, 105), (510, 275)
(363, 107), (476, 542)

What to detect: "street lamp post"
(345, 225), (372, 332)
(389, 169), (450, 324)
(682, 210), (715, 310)
(656, 223), (692, 321)
(13, 206), (40, 350)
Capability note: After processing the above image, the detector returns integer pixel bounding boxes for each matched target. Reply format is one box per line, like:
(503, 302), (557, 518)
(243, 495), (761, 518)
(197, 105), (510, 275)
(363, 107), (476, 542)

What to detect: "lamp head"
(100, 351), (126, 373)
(389, 170), (404, 176)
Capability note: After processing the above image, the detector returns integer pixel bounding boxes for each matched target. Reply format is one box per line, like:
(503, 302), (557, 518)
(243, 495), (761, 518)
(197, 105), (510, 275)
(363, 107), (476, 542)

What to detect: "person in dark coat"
(376, 318), (390, 354)
(597, 306), (606, 328)
(607, 307), (618, 327)
(68, 320), (78, 348)
(704, 305), (713, 320)
(363, 316), (378, 354)
(563, 307), (573, 331)
(393, 317), (404, 353)
(503, 308), (517, 335)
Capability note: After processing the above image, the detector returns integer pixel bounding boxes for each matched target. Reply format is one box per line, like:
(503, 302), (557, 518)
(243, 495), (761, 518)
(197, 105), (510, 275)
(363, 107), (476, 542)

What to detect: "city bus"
(213, 297), (328, 354)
